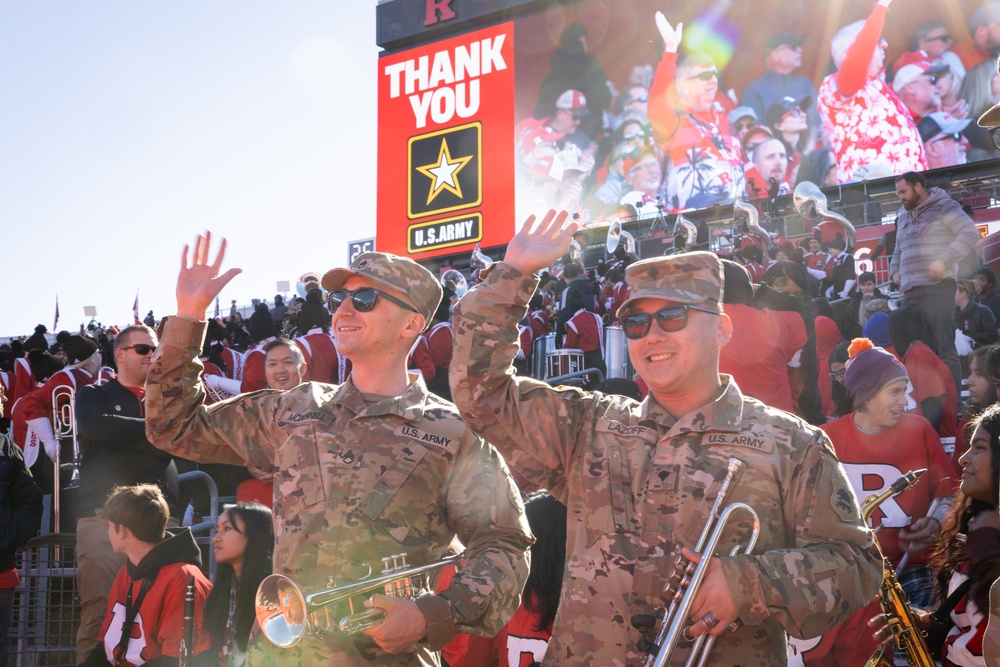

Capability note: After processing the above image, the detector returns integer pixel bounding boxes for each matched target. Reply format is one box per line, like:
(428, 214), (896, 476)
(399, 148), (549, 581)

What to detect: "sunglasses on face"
(734, 121), (756, 131)
(925, 74), (940, 85)
(628, 95), (649, 104)
(925, 33), (952, 43)
(783, 107), (805, 118)
(829, 369), (846, 382)
(623, 130), (647, 141)
(688, 70), (718, 82)
(621, 304), (720, 339)
(930, 132), (962, 144)
(327, 288), (417, 314)
(121, 344), (156, 355)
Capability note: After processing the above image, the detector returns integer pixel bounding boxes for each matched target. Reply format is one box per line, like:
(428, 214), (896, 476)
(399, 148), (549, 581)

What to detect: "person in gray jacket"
(890, 170), (979, 391)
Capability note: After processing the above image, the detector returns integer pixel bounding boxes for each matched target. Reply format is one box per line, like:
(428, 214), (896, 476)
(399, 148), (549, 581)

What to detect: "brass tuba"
(469, 243), (493, 273)
(51, 385), (82, 532)
(296, 272), (324, 300)
(606, 218), (636, 257)
(860, 469), (936, 667)
(793, 181), (857, 251)
(632, 458), (760, 667)
(733, 199), (772, 255)
(255, 552), (461, 648)
(440, 269), (468, 298)
(669, 210), (699, 254)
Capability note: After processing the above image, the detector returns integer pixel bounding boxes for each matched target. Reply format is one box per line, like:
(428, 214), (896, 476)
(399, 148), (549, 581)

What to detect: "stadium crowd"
(4, 2), (1000, 666)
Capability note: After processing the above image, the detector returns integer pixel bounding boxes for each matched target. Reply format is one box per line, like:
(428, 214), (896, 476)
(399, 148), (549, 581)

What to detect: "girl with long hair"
(202, 502), (274, 667)
(952, 344), (1000, 473)
(921, 404), (1000, 665)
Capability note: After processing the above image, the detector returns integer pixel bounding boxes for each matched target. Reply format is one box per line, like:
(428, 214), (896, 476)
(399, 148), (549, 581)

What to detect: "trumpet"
(632, 458), (760, 667)
(793, 181), (857, 251)
(860, 469), (935, 667)
(254, 552), (461, 648)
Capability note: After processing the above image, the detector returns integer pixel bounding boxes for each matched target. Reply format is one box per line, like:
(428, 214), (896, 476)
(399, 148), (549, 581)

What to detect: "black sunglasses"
(621, 304), (719, 339)
(925, 34), (952, 43)
(734, 120), (756, 131)
(327, 288), (417, 314)
(988, 125), (1000, 151)
(120, 344), (156, 355)
(688, 70), (718, 82)
(930, 132), (962, 144)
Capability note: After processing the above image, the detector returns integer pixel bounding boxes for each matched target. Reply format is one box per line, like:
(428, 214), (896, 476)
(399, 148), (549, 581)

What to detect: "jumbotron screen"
(376, 0), (996, 259)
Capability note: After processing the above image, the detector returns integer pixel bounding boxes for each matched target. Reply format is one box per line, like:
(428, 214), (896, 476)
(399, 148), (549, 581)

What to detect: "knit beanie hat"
(844, 338), (908, 408)
(297, 291), (331, 333)
(248, 303), (278, 343)
(58, 332), (99, 365)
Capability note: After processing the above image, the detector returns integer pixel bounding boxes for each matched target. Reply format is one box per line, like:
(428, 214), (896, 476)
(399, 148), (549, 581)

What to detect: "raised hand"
(503, 210), (578, 276)
(176, 232), (243, 320)
(655, 12), (683, 53)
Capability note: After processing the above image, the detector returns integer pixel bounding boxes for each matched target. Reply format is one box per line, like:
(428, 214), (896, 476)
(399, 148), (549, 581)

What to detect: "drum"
(604, 325), (633, 380)
(546, 349), (583, 380)
(532, 333), (555, 380)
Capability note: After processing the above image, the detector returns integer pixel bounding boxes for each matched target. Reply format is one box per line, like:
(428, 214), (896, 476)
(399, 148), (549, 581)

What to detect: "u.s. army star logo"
(408, 122), (482, 219)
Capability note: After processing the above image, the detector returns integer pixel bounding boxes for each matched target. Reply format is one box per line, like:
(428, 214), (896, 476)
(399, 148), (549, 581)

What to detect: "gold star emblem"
(415, 138), (473, 205)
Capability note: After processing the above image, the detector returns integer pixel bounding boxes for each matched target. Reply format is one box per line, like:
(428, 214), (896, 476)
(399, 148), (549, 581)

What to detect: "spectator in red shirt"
(718, 260), (806, 414)
(648, 12), (745, 209)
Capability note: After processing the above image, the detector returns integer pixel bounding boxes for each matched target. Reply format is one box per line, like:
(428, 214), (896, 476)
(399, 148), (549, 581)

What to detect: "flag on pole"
(133, 291), (140, 325)
(214, 296), (220, 320)
(53, 296), (59, 331)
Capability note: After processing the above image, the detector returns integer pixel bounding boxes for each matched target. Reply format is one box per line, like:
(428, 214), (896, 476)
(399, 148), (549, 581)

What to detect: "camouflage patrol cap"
(321, 252), (443, 329)
(616, 251), (724, 317)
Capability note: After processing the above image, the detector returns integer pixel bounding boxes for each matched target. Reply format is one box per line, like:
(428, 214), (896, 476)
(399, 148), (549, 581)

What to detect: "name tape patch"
(596, 419), (657, 443)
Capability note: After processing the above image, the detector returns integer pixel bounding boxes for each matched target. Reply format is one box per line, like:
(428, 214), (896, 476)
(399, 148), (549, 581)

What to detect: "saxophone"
(860, 469), (936, 667)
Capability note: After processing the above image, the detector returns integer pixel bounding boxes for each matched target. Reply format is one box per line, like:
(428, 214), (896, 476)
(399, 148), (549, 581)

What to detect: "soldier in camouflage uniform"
(449, 211), (883, 666)
(144, 233), (532, 667)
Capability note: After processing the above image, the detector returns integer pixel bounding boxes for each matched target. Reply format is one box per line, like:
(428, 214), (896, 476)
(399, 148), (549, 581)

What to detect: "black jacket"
(76, 379), (180, 518)
(956, 300), (999, 346)
(0, 434), (43, 571)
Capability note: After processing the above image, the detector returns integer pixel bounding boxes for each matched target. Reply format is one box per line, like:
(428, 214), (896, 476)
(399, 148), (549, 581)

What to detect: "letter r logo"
(425, 0), (456, 26)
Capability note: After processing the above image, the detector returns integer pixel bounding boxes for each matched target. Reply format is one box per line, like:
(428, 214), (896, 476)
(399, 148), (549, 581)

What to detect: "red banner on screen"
(377, 23), (515, 259)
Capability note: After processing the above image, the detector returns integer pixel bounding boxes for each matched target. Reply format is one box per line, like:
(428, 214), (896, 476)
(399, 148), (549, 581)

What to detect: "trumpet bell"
(255, 574), (309, 648)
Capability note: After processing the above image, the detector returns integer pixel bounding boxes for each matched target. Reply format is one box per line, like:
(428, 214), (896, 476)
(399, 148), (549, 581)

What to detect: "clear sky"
(1, 2), (379, 337)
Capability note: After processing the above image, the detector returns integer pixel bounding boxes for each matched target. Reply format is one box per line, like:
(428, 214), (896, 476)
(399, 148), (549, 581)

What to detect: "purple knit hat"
(843, 338), (908, 408)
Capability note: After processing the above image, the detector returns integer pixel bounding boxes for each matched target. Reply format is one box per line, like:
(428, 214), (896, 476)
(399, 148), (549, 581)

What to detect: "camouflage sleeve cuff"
(719, 556), (770, 627)
(161, 315), (208, 352)
(414, 595), (455, 650)
(484, 261), (541, 309)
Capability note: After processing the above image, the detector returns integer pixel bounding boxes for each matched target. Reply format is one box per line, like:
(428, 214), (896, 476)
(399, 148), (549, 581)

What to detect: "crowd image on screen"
(513, 0), (1000, 225)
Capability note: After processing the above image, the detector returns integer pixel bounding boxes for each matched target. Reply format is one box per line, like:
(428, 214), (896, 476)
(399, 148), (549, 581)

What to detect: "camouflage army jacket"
(145, 317), (532, 667)
(450, 263), (882, 667)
